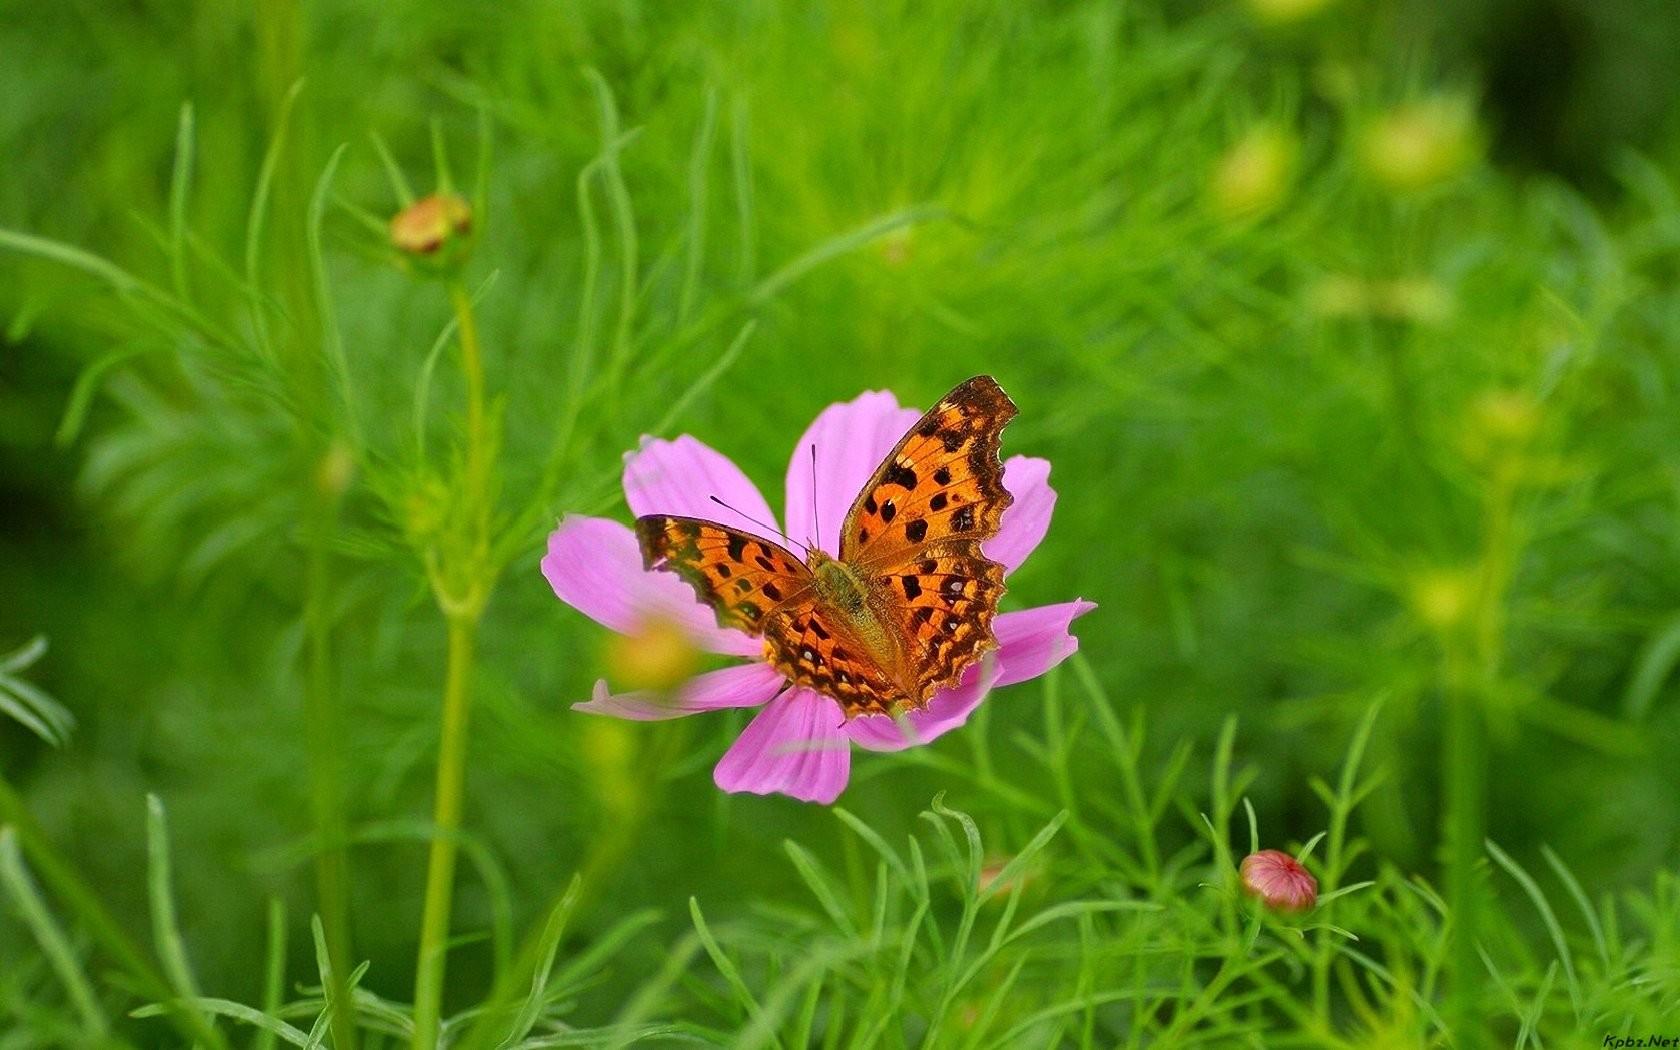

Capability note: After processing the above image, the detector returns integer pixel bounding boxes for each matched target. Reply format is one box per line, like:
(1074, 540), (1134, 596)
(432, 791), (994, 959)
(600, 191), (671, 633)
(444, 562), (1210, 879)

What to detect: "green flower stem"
(450, 279), (492, 537)
(412, 613), (478, 1048)
(1443, 464), (1519, 1049)
(1443, 650), (1484, 1049)
(412, 278), (495, 1050)
(304, 479), (357, 1050)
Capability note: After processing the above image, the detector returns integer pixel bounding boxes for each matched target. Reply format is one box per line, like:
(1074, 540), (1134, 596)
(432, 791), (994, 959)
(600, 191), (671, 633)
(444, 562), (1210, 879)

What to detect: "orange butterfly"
(636, 376), (1017, 719)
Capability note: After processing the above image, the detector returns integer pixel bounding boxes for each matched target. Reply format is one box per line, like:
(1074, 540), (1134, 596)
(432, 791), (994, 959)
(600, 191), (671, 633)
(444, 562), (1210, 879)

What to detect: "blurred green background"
(4, 0), (1680, 1045)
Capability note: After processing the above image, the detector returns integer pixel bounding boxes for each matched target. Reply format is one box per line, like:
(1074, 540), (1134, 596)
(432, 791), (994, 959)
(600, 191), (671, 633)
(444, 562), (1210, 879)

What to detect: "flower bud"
(389, 193), (473, 269)
(1210, 125), (1298, 220)
(978, 854), (1038, 897)
(1408, 568), (1474, 633)
(1240, 849), (1318, 912)
(1358, 98), (1479, 192)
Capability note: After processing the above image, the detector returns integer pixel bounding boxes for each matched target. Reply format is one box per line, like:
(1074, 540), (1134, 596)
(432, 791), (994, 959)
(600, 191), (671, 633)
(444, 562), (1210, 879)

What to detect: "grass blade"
(0, 827), (108, 1038)
(1486, 839), (1581, 1020)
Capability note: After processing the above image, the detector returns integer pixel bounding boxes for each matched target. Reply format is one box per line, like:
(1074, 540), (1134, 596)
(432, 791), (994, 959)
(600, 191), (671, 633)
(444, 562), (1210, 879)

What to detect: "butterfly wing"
(636, 516), (814, 635)
(761, 604), (905, 718)
(839, 375), (1018, 567)
(873, 548), (1007, 705)
(839, 375), (1018, 705)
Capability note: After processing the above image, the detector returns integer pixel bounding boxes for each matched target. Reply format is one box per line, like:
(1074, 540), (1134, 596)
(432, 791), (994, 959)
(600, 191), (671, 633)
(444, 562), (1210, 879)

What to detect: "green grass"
(4, 1), (1680, 1045)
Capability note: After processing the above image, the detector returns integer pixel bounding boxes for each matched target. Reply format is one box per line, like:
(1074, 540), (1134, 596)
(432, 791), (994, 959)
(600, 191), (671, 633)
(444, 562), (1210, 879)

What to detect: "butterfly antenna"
(707, 495), (809, 556)
(809, 442), (821, 553)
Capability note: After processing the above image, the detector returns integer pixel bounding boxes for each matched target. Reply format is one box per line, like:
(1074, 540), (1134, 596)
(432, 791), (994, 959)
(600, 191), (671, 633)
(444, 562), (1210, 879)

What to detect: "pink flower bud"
(389, 193), (473, 257)
(1240, 849), (1318, 912)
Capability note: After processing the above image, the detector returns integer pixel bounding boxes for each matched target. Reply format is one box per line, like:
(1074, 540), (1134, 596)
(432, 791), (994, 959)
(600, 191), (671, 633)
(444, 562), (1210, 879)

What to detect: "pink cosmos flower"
(541, 388), (1094, 804)
(1240, 849), (1319, 913)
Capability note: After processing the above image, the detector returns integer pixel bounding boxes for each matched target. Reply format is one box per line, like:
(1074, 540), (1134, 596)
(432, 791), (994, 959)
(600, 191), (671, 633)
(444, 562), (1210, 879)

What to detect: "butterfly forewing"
(839, 375), (1018, 568)
(840, 375), (1019, 707)
(636, 516), (814, 634)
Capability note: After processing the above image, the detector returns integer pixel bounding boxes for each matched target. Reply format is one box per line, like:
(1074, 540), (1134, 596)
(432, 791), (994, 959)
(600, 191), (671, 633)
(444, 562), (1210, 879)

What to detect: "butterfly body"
(795, 548), (912, 709)
(636, 375), (1018, 719)
(808, 550), (872, 622)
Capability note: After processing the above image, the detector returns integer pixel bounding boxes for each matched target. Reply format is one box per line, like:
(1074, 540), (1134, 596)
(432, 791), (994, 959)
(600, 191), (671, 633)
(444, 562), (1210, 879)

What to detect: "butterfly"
(635, 375), (1018, 719)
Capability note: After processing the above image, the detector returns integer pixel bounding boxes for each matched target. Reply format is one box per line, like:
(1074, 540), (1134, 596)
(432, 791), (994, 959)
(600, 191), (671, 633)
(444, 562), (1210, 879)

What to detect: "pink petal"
(986, 456), (1057, 573)
(993, 600), (1095, 686)
(844, 659), (998, 753)
(783, 391), (922, 555)
(623, 435), (780, 538)
(713, 688), (851, 804)
(572, 662), (786, 721)
(542, 516), (760, 657)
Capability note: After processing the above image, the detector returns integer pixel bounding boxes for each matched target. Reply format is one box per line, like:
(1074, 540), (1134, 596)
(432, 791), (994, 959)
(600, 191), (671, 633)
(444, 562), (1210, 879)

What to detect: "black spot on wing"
(900, 575), (922, 599)
(882, 463), (918, 490)
(951, 505), (975, 533)
(905, 518), (928, 543)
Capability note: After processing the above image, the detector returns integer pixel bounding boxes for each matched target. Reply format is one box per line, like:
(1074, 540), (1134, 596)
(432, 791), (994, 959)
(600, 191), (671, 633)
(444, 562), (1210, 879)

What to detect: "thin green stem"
(412, 281), (495, 1049)
(1443, 466), (1517, 1049)
(304, 473), (357, 1050)
(450, 280), (491, 534)
(412, 614), (478, 1049)
(1443, 650), (1484, 1049)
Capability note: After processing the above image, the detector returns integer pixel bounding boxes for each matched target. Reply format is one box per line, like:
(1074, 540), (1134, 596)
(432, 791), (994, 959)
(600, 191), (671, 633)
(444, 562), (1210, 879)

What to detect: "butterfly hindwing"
(873, 545), (1007, 701)
(636, 516), (813, 634)
(762, 605), (903, 718)
(839, 375), (1018, 568)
